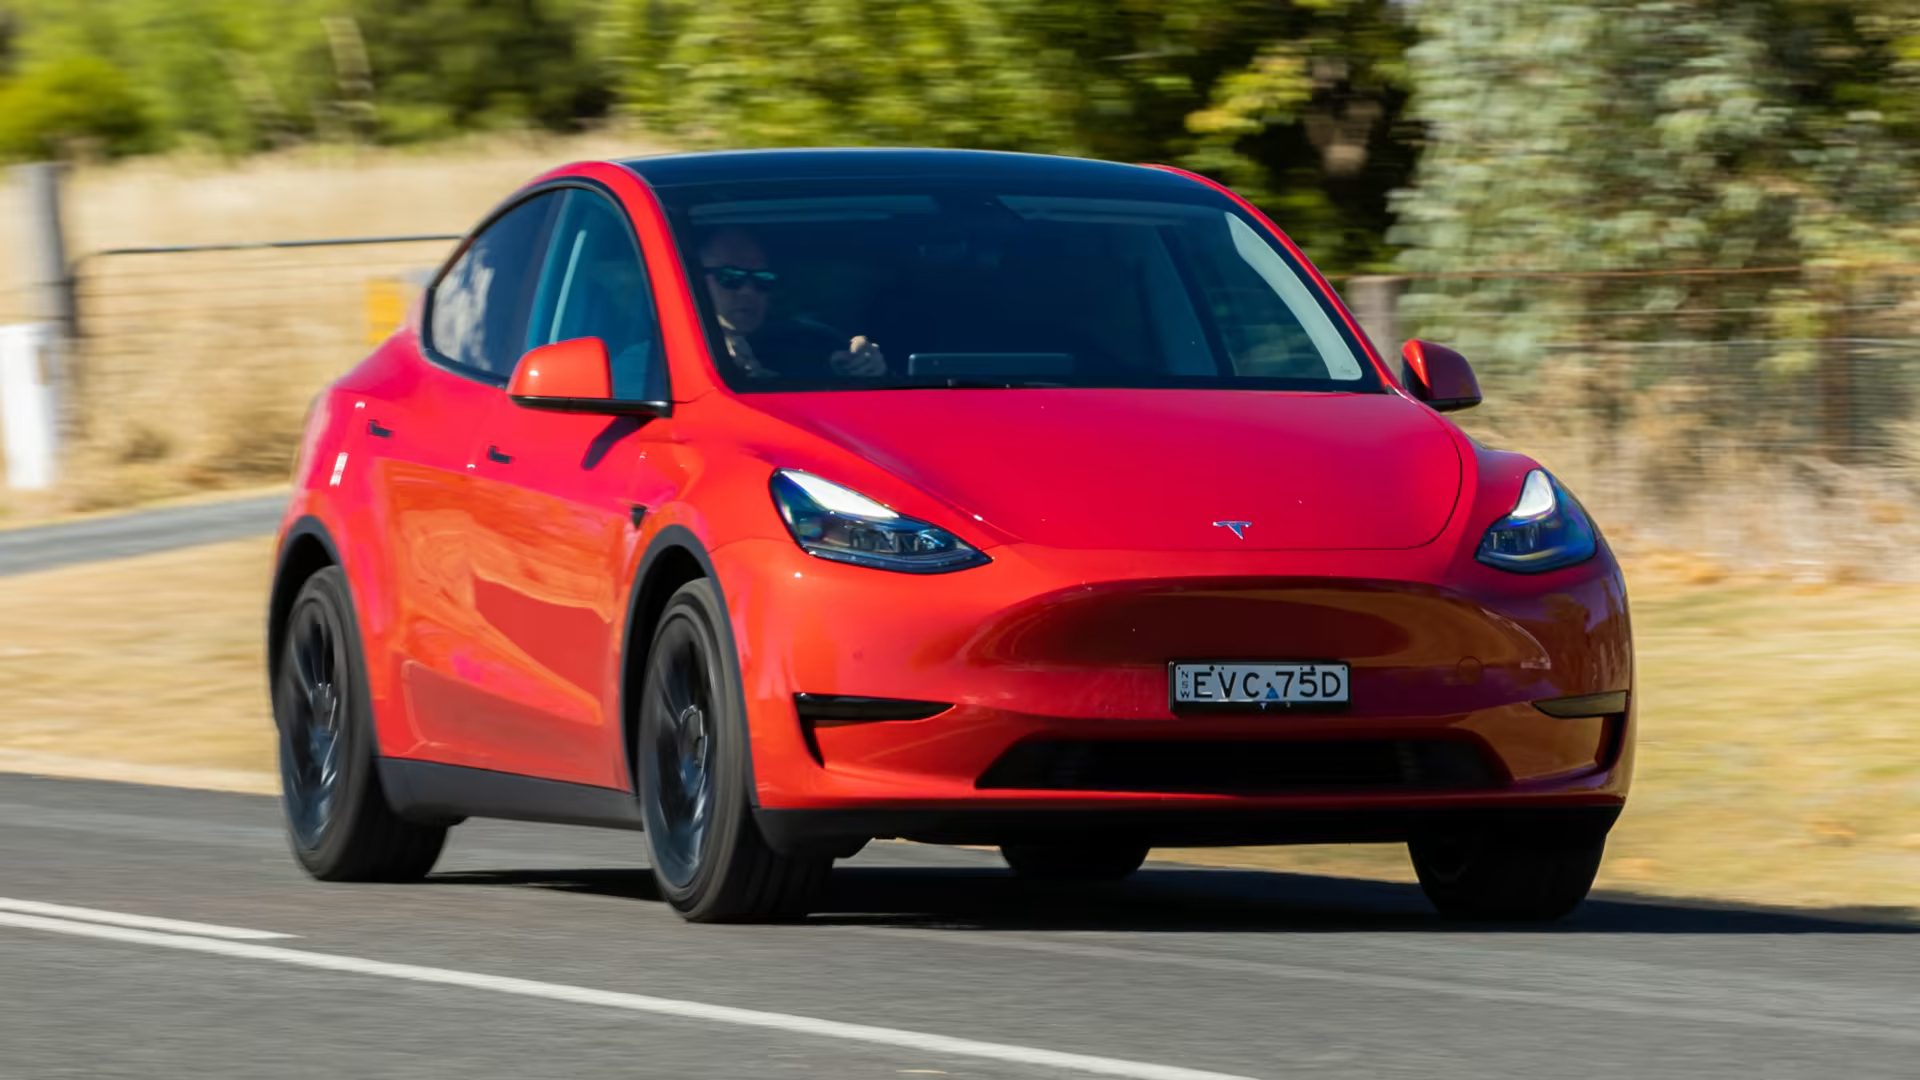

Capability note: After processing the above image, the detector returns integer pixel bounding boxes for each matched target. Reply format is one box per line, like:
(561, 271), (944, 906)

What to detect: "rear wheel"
(639, 580), (829, 922)
(1409, 831), (1605, 921)
(275, 567), (445, 882)
(1001, 839), (1151, 881)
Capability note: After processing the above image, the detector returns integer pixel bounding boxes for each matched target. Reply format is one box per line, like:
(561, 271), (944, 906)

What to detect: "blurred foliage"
(1390, 0), (1920, 374)
(351, 0), (610, 141)
(0, 0), (335, 152)
(597, 0), (1412, 269)
(0, 0), (609, 152)
(0, 54), (151, 160)
(0, 0), (1912, 290)
(0, 0), (1412, 272)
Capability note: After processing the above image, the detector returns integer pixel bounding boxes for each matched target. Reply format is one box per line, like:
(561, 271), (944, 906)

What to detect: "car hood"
(746, 389), (1463, 551)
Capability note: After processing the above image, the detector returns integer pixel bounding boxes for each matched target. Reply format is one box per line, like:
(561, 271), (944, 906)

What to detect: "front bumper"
(711, 537), (1634, 844)
(757, 803), (1625, 855)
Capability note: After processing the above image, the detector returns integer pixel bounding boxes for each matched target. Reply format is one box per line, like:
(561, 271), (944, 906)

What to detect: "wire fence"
(1369, 266), (1920, 577)
(55, 236), (456, 501)
(75, 235), (455, 352)
(20, 240), (1920, 576)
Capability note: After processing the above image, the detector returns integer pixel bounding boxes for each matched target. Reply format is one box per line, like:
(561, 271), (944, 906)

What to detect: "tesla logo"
(1213, 520), (1252, 539)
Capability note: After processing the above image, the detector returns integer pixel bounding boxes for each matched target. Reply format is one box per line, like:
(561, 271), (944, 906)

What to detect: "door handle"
(366, 420), (393, 438)
(486, 445), (513, 465)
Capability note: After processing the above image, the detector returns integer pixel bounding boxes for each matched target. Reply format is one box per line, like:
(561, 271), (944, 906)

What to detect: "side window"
(528, 189), (664, 400)
(429, 192), (562, 379)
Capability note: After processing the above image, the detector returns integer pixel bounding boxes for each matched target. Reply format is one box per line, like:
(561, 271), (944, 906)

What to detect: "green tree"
(1389, 0), (1920, 372)
(3, 0), (333, 153)
(597, 0), (1414, 272)
(0, 4), (19, 78)
(1389, 0), (1920, 489)
(0, 0), (1419, 274)
(0, 0), (614, 155)
(348, 0), (611, 142)
(1000, 0), (1413, 268)
(0, 53), (150, 159)
(1167, 1), (1413, 270)
(597, 0), (1082, 151)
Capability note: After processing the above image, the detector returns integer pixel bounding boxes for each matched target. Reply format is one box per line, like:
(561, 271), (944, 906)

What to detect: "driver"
(697, 226), (888, 380)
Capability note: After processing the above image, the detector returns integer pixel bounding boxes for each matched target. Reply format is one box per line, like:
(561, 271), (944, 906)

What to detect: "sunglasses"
(705, 265), (779, 292)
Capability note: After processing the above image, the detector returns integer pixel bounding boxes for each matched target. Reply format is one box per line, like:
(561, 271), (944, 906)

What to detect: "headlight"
(1476, 469), (1597, 573)
(769, 469), (989, 574)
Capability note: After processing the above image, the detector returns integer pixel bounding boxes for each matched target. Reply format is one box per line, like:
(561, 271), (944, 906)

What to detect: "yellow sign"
(363, 277), (410, 345)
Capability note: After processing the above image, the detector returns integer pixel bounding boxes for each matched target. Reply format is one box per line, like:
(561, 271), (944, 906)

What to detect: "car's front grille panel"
(975, 738), (1499, 795)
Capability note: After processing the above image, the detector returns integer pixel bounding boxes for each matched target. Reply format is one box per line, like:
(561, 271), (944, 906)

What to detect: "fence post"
(18, 163), (76, 337)
(3, 163), (74, 489)
(1817, 269), (1855, 463)
(1345, 275), (1404, 360)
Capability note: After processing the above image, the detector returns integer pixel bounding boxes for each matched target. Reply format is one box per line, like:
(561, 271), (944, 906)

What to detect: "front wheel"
(1001, 839), (1151, 881)
(1409, 831), (1605, 921)
(638, 580), (829, 922)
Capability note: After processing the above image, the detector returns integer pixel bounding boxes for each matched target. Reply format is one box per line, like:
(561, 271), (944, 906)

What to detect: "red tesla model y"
(269, 149), (1634, 922)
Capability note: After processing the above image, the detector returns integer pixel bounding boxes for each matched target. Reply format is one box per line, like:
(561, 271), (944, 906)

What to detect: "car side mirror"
(1399, 339), (1482, 412)
(507, 337), (671, 417)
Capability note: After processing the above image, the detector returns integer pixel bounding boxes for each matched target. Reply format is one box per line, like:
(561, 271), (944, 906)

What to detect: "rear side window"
(527, 190), (665, 400)
(429, 192), (562, 379)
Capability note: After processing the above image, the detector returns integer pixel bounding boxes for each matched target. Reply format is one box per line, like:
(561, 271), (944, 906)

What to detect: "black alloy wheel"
(281, 591), (346, 851)
(638, 580), (829, 921)
(640, 613), (718, 892)
(274, 568), (446, 881)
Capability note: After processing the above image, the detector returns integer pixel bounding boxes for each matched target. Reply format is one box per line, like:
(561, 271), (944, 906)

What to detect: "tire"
(274, 567), (446, 882)
(1001, 839), (1151, 881)
(638, 580), (829, 922)
(1409, 830), (1606, 921)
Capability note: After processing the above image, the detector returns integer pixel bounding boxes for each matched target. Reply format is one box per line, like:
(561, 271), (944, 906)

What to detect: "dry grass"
(0, 129), (670, 519)
(1456, 358), (1920, 584)
(1, 129), (671, 286)
(0, 538), (275, 779)
(1, 536), (1915, 913)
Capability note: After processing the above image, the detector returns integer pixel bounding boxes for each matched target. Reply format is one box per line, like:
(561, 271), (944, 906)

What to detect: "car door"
(377, 189), (565, 771)
(458, 185), (682, 789)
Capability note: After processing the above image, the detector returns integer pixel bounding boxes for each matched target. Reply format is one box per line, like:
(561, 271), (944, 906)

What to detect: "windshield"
(657, 177), (1381, 393)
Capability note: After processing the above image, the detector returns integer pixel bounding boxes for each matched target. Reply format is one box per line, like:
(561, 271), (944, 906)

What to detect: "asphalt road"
(0, 493), (284, 576)
(3, 774), (1916, 1079)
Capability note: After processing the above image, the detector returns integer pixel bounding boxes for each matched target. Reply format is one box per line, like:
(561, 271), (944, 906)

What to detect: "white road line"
(0, 898), (296, 940)
(0, 911), (1259, 1080)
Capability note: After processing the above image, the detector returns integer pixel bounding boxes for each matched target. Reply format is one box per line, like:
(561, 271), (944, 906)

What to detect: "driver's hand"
(727, 331), (778, 377)
(829, 335), (887, 377)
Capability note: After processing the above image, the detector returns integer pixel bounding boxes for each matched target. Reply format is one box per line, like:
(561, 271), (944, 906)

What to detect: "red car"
(269, 149), (1633, 922)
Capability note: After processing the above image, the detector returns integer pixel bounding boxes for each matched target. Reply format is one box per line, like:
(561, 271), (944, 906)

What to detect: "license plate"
(1171, 662), (1350, 711)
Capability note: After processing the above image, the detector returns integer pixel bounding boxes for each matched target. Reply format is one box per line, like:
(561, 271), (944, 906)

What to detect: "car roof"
(614, 147), (1197, 191)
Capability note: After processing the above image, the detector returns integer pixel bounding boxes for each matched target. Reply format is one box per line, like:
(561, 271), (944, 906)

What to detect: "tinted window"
(527, 190), (664, 400)
(429, 192), (561, 379)
(657, 179), (1378, 393)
